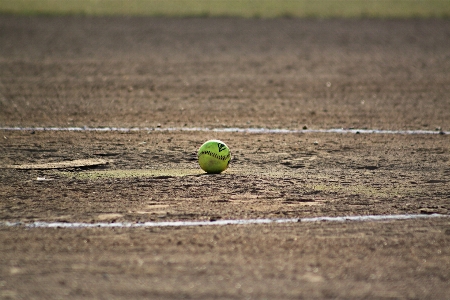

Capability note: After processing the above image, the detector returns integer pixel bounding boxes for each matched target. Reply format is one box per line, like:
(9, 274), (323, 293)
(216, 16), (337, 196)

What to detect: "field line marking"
(1, 214), (447, 229)
(0, 126), (448, 135)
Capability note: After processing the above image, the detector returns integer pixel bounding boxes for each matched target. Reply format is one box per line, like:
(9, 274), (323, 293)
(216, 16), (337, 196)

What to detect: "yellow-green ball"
(198, 140), (231, 174)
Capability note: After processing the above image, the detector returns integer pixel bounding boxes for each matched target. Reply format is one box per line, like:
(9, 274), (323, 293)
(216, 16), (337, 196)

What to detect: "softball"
(198, 140), (231, 174)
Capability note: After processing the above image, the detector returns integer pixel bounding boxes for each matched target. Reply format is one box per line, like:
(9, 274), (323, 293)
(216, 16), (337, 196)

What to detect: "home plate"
(2, 159), (109, 170)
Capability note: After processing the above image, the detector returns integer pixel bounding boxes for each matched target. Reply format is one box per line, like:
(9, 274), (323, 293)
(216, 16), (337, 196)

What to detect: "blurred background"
(1, 0), (449, 18)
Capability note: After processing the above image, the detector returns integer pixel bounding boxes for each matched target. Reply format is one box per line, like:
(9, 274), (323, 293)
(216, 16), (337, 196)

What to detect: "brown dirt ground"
(0, 16), (450, 299)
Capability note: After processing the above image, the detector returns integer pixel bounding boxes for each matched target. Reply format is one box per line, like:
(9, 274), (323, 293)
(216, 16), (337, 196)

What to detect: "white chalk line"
(0, 126), (448, 135)
(1, 214), (447, 229)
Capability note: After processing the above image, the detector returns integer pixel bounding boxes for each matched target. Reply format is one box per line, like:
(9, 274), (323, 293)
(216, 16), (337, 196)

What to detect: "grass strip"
(1, 0), (449, 18)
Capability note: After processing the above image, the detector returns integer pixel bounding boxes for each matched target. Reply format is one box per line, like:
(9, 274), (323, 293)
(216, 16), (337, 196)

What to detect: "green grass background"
(1, 0), (449, 18)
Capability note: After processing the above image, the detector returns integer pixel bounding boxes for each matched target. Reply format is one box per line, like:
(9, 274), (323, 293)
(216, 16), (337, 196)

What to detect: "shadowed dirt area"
(0, 16), (450, 299)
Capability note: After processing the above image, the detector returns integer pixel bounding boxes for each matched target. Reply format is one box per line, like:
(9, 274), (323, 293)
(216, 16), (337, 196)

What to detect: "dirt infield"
(1, 16), (450, 299)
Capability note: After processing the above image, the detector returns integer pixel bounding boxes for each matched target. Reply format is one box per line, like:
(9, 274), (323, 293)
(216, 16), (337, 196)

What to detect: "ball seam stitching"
(198, 150), (231, 161)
